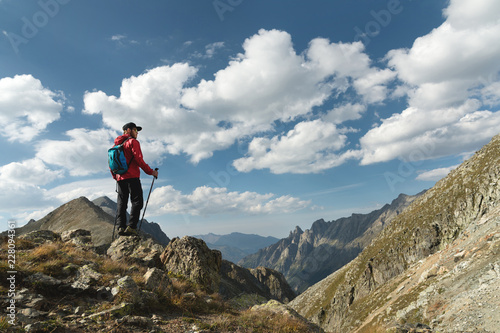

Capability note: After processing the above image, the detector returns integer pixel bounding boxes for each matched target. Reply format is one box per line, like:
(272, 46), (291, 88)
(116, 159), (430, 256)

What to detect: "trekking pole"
(139, 168), (158, 231)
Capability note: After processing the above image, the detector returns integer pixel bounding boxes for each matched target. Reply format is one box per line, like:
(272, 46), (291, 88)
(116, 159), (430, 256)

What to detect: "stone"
(20, 230), (60, 244)
(71, 265), (103, 291)
(160, 236), (222, 293)
(61, 229), (92, 244)
(143, 267), (171, 291)
(107, 236), (164, 268)
(251, 299), (302, 319)
(26, 272), (62, 290)
(111, 276), (142, 304)
(87, 302), (133, 320)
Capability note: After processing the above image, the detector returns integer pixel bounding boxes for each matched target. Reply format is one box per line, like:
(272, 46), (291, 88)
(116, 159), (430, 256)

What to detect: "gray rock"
(144, 267), (171, 291)
(107, 236), (164, 268)
(20, 230), (60, 244)
(160, 236), (222, 293)
(111, 276), (142, 304)
(26, 273), (62, 289)
(71, 265), (103, 291)
(61, 229), (93, 246)
(87, 302), (133, 320)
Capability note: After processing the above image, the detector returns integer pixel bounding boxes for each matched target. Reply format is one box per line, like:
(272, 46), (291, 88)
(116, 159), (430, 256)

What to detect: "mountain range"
(239, 192), (423, 293)
(194, 232), (279, 263)
(288, 134), (500, 332)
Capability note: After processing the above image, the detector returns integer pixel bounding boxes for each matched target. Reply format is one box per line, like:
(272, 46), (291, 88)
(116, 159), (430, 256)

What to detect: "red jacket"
(111, 134), (155, 181)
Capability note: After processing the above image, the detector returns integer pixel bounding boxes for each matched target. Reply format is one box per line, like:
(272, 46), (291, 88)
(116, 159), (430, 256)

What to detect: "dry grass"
(202, 309), (316, 333)
(0, 236), (320, 332)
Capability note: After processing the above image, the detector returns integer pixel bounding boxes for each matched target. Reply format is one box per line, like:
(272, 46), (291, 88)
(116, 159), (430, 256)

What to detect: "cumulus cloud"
(35, 128), (118, 176)
(323, 103), (367, 124)
(361, 0), (500, 165)
(234, 119), (360, 174)
(46, 178), (117, 203)
(0, 158), (63, 213)
(0, 75), (65, 142)
(0, 158), (63, 186)
(148, 185), (311, 216)
(416, 164), (460, 181)
(84, 29), (390, 168)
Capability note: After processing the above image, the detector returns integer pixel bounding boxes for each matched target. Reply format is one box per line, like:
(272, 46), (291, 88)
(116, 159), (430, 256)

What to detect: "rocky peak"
(15, 197), (115, 246)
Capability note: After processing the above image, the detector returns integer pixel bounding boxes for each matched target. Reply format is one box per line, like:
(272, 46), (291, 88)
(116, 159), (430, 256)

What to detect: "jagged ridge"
(240, 193), (421, 293)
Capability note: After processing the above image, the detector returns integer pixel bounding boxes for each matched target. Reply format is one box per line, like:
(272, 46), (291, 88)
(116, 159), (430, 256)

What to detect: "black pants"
(116, 178), (144, 229)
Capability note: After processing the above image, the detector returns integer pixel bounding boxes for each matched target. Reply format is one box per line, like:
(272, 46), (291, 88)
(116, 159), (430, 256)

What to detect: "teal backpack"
(108, 138), (133, 175)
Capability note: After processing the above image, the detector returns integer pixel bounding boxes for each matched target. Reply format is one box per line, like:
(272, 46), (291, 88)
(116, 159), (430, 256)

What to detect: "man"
(111, 122), (159, 236)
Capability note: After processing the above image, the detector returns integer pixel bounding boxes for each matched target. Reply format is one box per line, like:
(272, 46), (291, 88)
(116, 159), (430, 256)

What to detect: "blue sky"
(1, 0), (500, 238)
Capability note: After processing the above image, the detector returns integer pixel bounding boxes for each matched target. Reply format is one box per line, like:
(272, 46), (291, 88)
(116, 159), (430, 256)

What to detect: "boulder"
(112, 276), (142, 304)
(143, 267), (171, 291)
(61, 229), (93, 247)
(20, 230), (60, 244)
(71, 264), (103, 291)
(107, 236), (164, 268)
(160, 236), (222, 293)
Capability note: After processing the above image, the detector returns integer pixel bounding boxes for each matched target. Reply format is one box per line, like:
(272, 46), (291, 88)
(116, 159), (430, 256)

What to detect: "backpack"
(108, 137), (133, 175)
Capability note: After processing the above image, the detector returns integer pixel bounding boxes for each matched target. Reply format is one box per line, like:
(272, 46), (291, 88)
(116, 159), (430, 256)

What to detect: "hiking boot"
(125, 226), (138, 236)
(117, 227), (126, 236)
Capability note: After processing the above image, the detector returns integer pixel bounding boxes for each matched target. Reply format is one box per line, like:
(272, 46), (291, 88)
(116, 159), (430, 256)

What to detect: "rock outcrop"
(240, 192), (422, 292)
(2, 229), (307, 332)
(160, 236), (222, 293)
(220, 260), (296, 304)
(107, 235), (164, 268)
(289, 133), (500, 332)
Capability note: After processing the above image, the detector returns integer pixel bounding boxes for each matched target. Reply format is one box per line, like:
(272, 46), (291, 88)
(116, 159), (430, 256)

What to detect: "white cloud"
(204, 41), (225, 58)
(233, 119), (360, 174)
(111, 34), (126, 41)
(0, 75), (65, 142)
(0, 158), (63, 186)
(323, 103), (367, 124)
(148, 185), (311, 216)
(416, 164), (460, 181)
(361, 0), (500, 165)
(361, 109), (500, 165)
(84, 30), (389, 168)
(35, 128), (118, 176)
(46, 178), (117, 203)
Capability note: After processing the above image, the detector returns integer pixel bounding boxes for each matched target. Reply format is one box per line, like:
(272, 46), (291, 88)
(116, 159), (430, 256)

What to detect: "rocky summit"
(289, 133), (500, 332)
(1, 230), (316, 332)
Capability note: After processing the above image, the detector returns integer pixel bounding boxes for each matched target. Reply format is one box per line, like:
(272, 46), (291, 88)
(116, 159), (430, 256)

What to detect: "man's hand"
(152, 169), (159, 179)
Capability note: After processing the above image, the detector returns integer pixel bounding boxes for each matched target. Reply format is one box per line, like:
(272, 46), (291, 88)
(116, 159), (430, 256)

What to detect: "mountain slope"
(289, 133), (500, 332)
(16, 197), (115, 246)
(239, 193), (421, 293)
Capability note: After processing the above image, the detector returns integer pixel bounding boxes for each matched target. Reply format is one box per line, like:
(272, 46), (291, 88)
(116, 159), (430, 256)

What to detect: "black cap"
(122, 122), (142, 132)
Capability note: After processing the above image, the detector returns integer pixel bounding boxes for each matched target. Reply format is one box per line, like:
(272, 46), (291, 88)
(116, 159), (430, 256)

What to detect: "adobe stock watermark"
(213, 0), (244, 22)
(3, 0), (71, 54)
(6, 220), (17, 326)
(353, 0), (406, 47)
(384, 141), (435, 193)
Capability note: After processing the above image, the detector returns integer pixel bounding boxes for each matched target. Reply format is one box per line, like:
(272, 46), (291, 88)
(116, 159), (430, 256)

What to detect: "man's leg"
(116, 180), (130, 230)
(128, 178), (144, 229)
